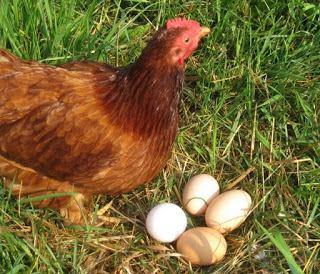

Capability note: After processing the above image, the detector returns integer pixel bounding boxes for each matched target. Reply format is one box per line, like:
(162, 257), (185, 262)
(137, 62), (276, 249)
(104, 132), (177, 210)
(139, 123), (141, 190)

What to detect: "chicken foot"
(60, 193), (93, 225)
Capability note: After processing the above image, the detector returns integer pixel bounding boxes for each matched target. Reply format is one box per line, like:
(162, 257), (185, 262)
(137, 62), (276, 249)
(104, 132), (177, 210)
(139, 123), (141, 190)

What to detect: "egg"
(146, 203), (187, 243)
(176, 227), (227, 265)
(183, 174), (220, 215)
(205, 189), (252, 233)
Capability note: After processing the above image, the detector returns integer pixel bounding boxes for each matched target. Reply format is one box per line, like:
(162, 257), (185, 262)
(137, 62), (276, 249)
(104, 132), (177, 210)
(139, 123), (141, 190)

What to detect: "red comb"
(166, 18), (200, 29)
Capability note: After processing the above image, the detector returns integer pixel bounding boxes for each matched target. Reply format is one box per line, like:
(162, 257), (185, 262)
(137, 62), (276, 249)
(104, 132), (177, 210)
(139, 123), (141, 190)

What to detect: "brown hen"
(0, 18), (210, 224)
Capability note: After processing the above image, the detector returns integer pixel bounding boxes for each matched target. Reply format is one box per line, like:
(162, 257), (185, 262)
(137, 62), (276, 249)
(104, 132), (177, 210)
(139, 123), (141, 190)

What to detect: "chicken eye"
(184, 37), (190, 43)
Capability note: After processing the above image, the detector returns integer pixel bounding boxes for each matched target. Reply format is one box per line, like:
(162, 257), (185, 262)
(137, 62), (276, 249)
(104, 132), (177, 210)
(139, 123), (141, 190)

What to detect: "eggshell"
(205, 189), (252, 233)
(183, 174), (220, 216)
(176, 227), (227, 266)
(146, 203), (187, 243)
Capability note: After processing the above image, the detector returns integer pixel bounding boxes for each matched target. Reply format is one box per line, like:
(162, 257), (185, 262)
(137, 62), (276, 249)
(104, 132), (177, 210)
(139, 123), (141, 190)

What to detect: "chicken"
(0, 18), (210, 224)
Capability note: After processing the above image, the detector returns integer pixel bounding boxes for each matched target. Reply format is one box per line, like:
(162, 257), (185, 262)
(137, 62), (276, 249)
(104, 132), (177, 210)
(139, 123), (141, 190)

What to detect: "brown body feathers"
(0, 19), (210, 223)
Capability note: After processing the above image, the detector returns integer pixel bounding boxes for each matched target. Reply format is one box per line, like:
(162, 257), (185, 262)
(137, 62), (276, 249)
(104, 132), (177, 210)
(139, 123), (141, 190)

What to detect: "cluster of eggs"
(146, 174), (252, 266)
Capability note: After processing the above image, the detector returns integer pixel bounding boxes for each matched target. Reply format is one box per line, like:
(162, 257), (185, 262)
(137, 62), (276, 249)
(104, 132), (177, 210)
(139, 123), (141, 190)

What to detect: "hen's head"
(138, 18), (210, 68)
(166, 18), (210, 66)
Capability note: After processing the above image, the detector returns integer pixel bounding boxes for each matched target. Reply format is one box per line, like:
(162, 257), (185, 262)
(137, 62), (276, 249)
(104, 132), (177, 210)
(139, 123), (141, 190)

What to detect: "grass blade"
(256, 221), (304, 274)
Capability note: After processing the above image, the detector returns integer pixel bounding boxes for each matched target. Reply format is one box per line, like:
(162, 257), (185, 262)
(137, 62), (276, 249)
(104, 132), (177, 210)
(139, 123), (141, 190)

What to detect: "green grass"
(0, 0), (319, 272)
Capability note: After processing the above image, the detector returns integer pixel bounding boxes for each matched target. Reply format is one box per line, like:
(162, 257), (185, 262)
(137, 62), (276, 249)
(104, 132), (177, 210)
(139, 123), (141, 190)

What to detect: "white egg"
(183, 174), (220, 216)
(146, 203), (187, 243)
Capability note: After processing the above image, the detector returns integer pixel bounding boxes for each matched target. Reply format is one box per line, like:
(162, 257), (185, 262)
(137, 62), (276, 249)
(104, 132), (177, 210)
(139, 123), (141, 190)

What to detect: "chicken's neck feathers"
(98, 61), (184, 140)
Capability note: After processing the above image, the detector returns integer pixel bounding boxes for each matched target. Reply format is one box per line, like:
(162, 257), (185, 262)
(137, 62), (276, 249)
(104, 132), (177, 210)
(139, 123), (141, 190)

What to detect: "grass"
(0, 0), (319, 272)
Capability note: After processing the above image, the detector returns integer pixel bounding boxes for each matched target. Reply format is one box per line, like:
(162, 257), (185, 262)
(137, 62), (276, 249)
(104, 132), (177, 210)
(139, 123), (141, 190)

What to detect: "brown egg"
(183, 174), (220, 216)
(205, 189), (252, 234)
(176, 227), (227, 266)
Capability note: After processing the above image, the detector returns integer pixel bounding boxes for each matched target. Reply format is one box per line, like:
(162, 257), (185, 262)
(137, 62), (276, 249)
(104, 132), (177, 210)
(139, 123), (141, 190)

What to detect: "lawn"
(0, 0), (319, 273)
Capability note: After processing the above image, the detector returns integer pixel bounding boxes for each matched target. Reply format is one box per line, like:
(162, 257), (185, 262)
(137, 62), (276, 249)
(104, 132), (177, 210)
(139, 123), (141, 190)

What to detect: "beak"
(198, 26), (211, 39)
